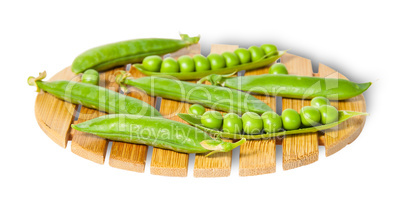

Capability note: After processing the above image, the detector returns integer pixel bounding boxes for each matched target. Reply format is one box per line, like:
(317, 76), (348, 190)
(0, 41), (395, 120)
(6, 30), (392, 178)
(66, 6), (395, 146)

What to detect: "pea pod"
(134, 51), (286, 80)
(199, 74), (371, 100)
(72, 34), (200, 74)
(178, 111), (368, 140)
(115, 71), (273, 114)
(71, 114), (246, 156)
(28, 71), (161, 117)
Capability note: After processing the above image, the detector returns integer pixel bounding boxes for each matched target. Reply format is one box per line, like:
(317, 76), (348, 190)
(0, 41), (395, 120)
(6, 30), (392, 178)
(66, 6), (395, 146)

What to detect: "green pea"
(300, 106), (321, 127)
(201, 111), (223, 129)
(234, 48), (251, 64)
(318, 105), (339, 124)
(260, 44), (278, 57)
(222, 113), (243, 134)
(242, 112), (263, 134)
(311, 96), (331, 108)
(193, 54), (211, 72)
(189, 104), (205, 116)
(160, 57), (179, 73)
(142, 55), (163, 72)
(207, 53), (226, 70)
(269, 63), (288, 75)
(261, 111), (282, 133)
(248, 46), (265, 62)
(81, 69), (99, 85)
(177, 55), (195, 73)
(281, 109), (301, 130)
(222, 52), (240, 67)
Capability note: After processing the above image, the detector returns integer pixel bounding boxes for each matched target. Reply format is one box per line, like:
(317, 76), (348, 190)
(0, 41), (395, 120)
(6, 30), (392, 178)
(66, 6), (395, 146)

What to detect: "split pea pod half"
(28, 71), (161, 117)
(198, 74), (371, 100)
(115, 71), (273, 115)
(71, 114), (246, 156)
(71, 34), (200, 74)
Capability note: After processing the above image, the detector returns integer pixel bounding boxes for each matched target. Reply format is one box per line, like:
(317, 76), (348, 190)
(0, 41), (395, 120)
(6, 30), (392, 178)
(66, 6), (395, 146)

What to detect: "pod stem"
(115, 70), (132, 93)
(180, 34), (200, 45)
(27, 71), (47, 92)
(201, 138), (246, 157)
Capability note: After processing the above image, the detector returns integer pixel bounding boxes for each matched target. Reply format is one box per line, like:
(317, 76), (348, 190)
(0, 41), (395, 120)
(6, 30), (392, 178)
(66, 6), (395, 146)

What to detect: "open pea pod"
(134, 51), (286, 80)
(177, 111), (368, 140)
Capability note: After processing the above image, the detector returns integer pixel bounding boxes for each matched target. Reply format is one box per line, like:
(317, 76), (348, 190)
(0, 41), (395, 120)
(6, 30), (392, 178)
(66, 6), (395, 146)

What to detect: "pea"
(193, 54), (211, 72)
(81, 69), (99, 85)
(260, 44), (278, 57)
(234, 48), (251, 64)
(222, 52), (240, 67)
(248, 46), (265, 62)
(261, 111), (282, 133)
(299, 106), (321, 127)
(207, 53), (226, 70)
(177, 55), (195, 73)
(201, 111), (223, 129)
(242, 112), (263, 134)
(142, 55), (163, 72)
(281, 109), (301, 130)
(222, 113), (243, 134)
(269, 63), (288, 75)
(160, 57), (179, 73)
(311, 96), (331, 108)
(318, 105), (339, 124)
(188, 104), (205, 116)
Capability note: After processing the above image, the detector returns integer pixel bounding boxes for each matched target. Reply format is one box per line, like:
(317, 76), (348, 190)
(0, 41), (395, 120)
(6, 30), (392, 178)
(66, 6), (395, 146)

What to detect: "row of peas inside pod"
(188, 97), (339, 134)
(141, 44), (280, 73)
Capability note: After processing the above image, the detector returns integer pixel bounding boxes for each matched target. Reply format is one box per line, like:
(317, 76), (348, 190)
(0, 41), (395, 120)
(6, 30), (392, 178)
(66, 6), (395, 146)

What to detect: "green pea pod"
(28, 71), (161, 117)
(71, 114), (246, 156)
(72, 34), (200, 74)
(199, 74), (371, 100)
(115, 71), (273, 114)
(134, 51), (286, 80)
(178, 111), (369, 140)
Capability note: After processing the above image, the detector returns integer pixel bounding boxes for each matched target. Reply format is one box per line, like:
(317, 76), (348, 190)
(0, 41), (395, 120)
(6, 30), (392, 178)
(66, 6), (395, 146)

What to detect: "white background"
(1, 0), (401, 209)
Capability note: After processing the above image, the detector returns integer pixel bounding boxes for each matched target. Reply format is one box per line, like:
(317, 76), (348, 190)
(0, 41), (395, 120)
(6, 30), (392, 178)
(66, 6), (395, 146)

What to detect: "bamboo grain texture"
(34, 44), (367, 177)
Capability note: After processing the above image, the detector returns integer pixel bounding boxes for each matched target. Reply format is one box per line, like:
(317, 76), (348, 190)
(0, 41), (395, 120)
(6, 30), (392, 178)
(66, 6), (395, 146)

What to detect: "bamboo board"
(33, 43), (367, 177)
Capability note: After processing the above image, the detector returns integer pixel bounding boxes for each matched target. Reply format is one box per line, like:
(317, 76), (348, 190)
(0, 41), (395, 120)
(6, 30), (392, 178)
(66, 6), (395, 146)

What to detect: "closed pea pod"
(200, 74), (371, 100)
(71, 34), (200, 74)
(116, 71), (273, 115)
(28, 71), (161, 117)
(71, 114), (246, 156)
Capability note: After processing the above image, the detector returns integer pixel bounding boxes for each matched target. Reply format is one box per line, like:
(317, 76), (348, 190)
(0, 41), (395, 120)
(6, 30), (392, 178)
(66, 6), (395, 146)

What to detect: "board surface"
(34, 44), (367, 177)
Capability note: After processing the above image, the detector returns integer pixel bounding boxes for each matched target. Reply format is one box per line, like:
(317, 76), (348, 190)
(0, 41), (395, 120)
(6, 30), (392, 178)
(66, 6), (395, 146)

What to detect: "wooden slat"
(71, 68), (123, 164)
(150, 44), (201, 177)
(281, 54), (319, 170)
(108, 66), (155, 172)
(239, 61), (277, 176)
(193, 44), (238, 178)
(317, 63), (367, 156)
(34, 67), (78, 148)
